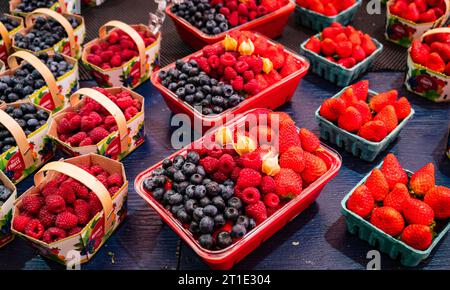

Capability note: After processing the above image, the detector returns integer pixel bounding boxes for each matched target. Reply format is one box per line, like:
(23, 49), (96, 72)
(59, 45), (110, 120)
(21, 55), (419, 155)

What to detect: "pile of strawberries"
(56, 87), (141, 147)
(85, 28), (156, 70)
(411, 32), (450, 75)
(296, 0), (356, 16)
(389, 0), (446, 23)
(194, 31), (303, 96)
(304, 22), (378, 68)
(347, 154), (450, 250)
(12, 163), (124, 244)
(319, 80), (412, 142)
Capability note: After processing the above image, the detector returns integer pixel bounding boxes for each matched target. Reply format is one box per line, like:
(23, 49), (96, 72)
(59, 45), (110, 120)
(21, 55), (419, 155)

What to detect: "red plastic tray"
(134, 109), (342, 270)
(166, 1), (295, 50)
(151, 32), (310, 133)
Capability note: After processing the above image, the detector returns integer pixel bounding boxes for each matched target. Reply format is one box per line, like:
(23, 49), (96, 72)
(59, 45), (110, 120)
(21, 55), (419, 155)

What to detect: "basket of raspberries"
(152, 31), (309, 131)
(11, 154), (128, 265)
(10, 0), (79, 16)
(342, 153), (450, 266)
(0, 101), (53, 184)
(48, 87), (145, 161)
(405, 27), (450, 102)
(294, 0), (362, 32)
(0, 13), (24, 64)
(315, 80), (415, 162)
(0, 171), (16, 248)
(300, 22), (383, 87)
(13, 8), (85, 60)
(167, 0), (295, 49)
(135, 109), (342, 269)
(385, 0), (450, 47)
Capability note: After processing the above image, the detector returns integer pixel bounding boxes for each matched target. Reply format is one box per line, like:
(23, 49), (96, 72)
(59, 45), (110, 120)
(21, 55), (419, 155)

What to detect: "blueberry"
(206, 181), (221, 196)
(163, 190), (176, 204)
(227, 197), (242, 210)
(193, 207), (204, 222)
(143, 179), (155, 192)
(189, 221), (200, 234)
(248, 218), (256, 230)
(171, 204), (184, 215)
(190, 173), (203, 185)
(185, 199), (197, 214)
(221, 186), (234, 199)
(186, 151), (200, 164)
(212, 196), (226, 211)
(152, 167), (165, 176)
(185, 185), (196, 198)
(198, 234), (214, 249)
(199, 216), (214, 234)
(175, 181), (189, 194)
(223, 180), (234, 187)
(231, 224), (247, 239)
(173, 155), (185, 168)
(185, 84), (196, 95)
(199, 196), (211, 207)
(175, 87), (186, 98)
(194, 185), (206, 199)
(168, 82), (178, 91)
(214, 214), (226, 227)
(182, 162), (196, 176)
(162, 159), (173, 169)
(168, 193), (183, 205)
(236, 215), (249, 229)
(203, 205), (218, 217)
(224, 207), (239, 221)
(177, 209), (191, 224)
(152, 188), (164, 201)
(173, 170), (186, 182)
(165, 166), (177, 178)
(158, 70), (167, 79)
(216, 231), (232, 249)
(196, 166), (206, 176)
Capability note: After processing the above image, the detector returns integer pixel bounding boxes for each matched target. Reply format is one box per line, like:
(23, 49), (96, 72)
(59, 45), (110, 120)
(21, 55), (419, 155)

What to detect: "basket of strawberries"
(385, 0), (450, 47)
(342, 154), (450, 267)
(300, 22), (383, 87)
(315, 80), (415, 162)
(294, 0), (362, 31)
(167, 0), (295, 50)
(0, 13), (24, 64)
(10, 0), (80, 17)
(0, 170), (16, 247)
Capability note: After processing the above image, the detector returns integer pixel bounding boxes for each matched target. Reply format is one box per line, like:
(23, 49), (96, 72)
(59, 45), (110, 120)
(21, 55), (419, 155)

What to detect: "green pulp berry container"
(294, 0), (363, 32)
(341, 165), (450, 267)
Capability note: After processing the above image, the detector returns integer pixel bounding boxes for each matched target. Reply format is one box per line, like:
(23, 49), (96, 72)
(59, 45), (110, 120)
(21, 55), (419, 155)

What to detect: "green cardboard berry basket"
(315, 87), (415, 162)
(299, 34), (383, 87)
(341, 164), (450, 267)
(294, 0), (363, 32)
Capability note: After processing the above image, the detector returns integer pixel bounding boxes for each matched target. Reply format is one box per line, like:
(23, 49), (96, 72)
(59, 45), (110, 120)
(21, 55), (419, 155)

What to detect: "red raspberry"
(257, 5), (268, 15)
(108, 30), (119, 44)
(80, 115), (97, 132)
(88, 192), (103, 217)
(68, 227), (83, 236)
(263, 193), (279, 208)
(87, 54), (102, 66)
(125, 106), (139, 120)
(38, 206), (56, 228)
(199, 156), (220, 174)
(45, 195), (66, 214)
(202, 45), (218, 58)
(218, 154), (236, 174)
(79, 102), (96, 116)
(107, 172), (123, 187)
(240, 151), (262, 171)
(231, 76), (244, 91)
(195, 56), (211, 74)
(241, 187), (261, 204)
(212, 171), (228, 183)
(74, 199), (91, 226)
(234, 60), (249, 74)
(231, 167), (241, 181)
(55, 211), (78, 230)
(243, 70), (255, 82)
(24, 219), (45, 239)
(13, 215), (31, 232)
(261, 176), (277, 195)
(207, 145), (224, 158)
(244, 79), (260, 95)
(237, 3), (249, 16)
(228, 11), (239, 26)
(245, 201), (267, 224)
(89, 111), (103, 125)
(57, 182), (76, 204)
(220, 53), (237, 67)
(43, 227), (67, 244)
(100, 50), (113, 62)
(41, 180), (58, 197)
(96, 173), (109, 188)
(104, 115), (116, 127)
(110, 54), (122, 67)
(67, 132), (88, 147)
(247, 56), (263, 74)
(68, 114), (81, 130)
(72, 181), (89, 199)
(208, 55), (220, 69)
(219, 6), (230, 16)
(79, 137), (94, 146)
(224, 66), (238, 81)
(108, 186), (121, 196)
(90, 165), (105, 175)
(237, 168), (262, 189)
(89, 127), (110, 143)
(57, 117), (72, 134)
(116, 96), (134, 111)
(21, 195), (43, 215)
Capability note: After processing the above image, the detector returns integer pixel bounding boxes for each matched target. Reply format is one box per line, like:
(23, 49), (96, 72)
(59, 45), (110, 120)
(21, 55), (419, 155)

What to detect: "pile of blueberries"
(14, 16), (80, 52)
(143, 151), (255, 250)
(158, 59), (244, 115)
(0, 53), (74, 103)
(0, 181), (13, 206)
(0, 14), (20, 32)
(171, 0), (229, 35)
(14, 0), (57, 13)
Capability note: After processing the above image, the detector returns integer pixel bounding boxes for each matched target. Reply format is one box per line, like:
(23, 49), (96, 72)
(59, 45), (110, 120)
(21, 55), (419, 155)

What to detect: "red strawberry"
(278, 121), (301, 154)
(351, 100), (372, 124)
(401, 224), (433, 250)
(430, 42), (450, 62)
(384, 183), (411, 211)
(336, 41), (353, 58)
(381, 154), (408, 190)
(374, 105), (398, 134)
(279, 146), (305, 174)
(324, 3), (338, 16)
(274, 168), (303, 199)
(280, 54), (299, 77)
(361, 34), (377, 56)
(320, 98), (347, 122)
(321, 38), (337, 56)
(370, 207), (405, 236)
(358, 120), (388, 142)
(403, 3), (420, 22)
(426, 52), (446, 73)
(340, 88), (358, 106)
(369, 90), (398, 113)
(305, 36), (321, 54)
(424, 186), (450, 219)
(265, 45), (285, 70)
(301, 152), (327, 184)
(410, 163), (435, 196)
(347, 185), (375, 218)
(337, 57), (356, 68)
(322, 26), (343, 40)
(338, 106), (363, 133)
(299, 128), (320, 153)
(419, 9), (437, 22)
(352, 45), (366, 62)
(402, 198), (435, 226)
(351, 80), (369, 101)
(365, 168), (390, 202)
(394, 97), (412, 121)
(410, 40), (430, 66)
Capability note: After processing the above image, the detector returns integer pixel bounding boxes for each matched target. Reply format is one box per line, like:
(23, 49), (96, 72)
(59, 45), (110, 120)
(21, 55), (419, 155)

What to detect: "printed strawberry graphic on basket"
(387, 21), (416, 43)
(5, 151), (26, 181)
(408, 71), (447, 99)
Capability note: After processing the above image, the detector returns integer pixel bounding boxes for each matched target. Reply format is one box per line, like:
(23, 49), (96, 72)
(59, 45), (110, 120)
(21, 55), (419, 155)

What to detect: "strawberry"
(278, 121), (301, 154)
(381, 154), (408, 190)
(419, 9), (437, 22)
(320, 97), (347, 122)
(347, 185), (375, 218)
(402, 198), (435, 226)
(410, 40), (430, 66)
(445, 62), (450, 76)
(361, 34), (377, 56)
(299, 128), (320, 153)
(322, 26), (343, 40)
(374, 105), (398, 134)
(384, 183), (411, 211)
(305, 36), (321, 54)
(401, 224), (433, 250)
(410, 163), (435, 196)
(415, 0), (428, 13)
(280, 54), (299, 77)
(274, 168), (303, 199)
(301, 152), (328, 184)
(321, 38), (336, 56)
(430, 42), (450, 62)
(424, 186), (450, 219)
(351, 100), (372, 124)
(365, 168), (390, 202)
(351, 80), (369, 102)
(426, 52), (446, 73)
(340, 88), (358, 106)
(264, 45), (285, 70)
(358, 120), (388, 142)
(324, 3), (338, 16)
(370, 207), (405, 236)
(394, 97), (412, 121)
(338, 106), (363, 133)
(336, 41), (353, 58)
(369, 90), (398, 113)
(337, 57), (356, 68)
(403, 3), (420, 22)
(279, 146), (305, 174)
(352, 45), (366, 62)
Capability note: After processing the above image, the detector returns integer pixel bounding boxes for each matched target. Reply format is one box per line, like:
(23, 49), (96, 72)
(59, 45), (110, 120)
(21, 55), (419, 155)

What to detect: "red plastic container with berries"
(82, 20), (161, 89)
(152, 31), (309, 132)
(0, 13), (24, 64)
(166, 0), (295, 50)
(47, 87), (145, 161)
(11, 153), (128, 265)
(405, 27), (450, 102)
(135, 109), (342, 269)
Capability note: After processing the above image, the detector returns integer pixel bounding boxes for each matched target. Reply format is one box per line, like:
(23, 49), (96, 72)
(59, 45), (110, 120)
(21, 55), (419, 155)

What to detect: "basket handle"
(26, 8), (76, 56)
(0, 109), (35, 168)
(0, 21), (11, 55)
(7, 51), (62, 109)
(99, 21), (146, 76)
(34, 161), (114, 232)
(69, 88), (129, 154)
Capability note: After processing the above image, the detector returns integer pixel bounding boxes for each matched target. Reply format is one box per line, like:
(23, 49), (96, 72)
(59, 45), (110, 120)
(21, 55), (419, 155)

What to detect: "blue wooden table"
(0, 70), (448, 270)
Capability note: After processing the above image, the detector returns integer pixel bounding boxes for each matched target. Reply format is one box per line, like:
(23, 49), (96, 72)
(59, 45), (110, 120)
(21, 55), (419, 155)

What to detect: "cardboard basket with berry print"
(405, 27), (450, 102)
(152, 31), (309, 132)
(2, 51), (79, 112)
(167, 0), (295, 50)
(135, 109), (342, 269)
(11, 154), (128, 265)
(10, 0), (80, 17)
(315, 80), (415, 162)
(0, 101), (54, 184)
(0, 14), (24, 65)
(294, 0), (362, 32)
(47, 87), (145, 161)
(82, 21), (160, 89)
(385, 0), (450, 47)
(341, 154), (450, 267)
(300, 22), (383, 87)
(0, 170), (17, 247)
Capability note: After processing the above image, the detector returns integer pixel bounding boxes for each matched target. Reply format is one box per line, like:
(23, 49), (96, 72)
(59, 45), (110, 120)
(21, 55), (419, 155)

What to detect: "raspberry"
(231, 167), (241, 181)
(218, 154), (236, 174)
(245, 201), (267, 225)
(261, 176), (277, 194)
(231, 76), (244, 91)
(96, 173), (109, 188)
(87, 54), (102, 66)
(74, 199), (91, 226)
(90, 165), (105, 175)
(13, 215), (31, 232)
(104, 115), (116, 127)
(125, 106), (139, 120)
(208, 55), (220, 69)
(224, 66), (238, 81)
(21, 195), (43, 215)
(116, 96), (134, 111)
(88, 192), (103, 217)
(202, 45), (218, 58)
(57, 181), (76, 204)
(195, 56), (211, 74)
(237, 168), (262, 189)
(89, 127), (110, 143)
(41, 180), (59, 197)
(89, 111), (103, 125)
(220, 52), (237, 67)
(200, 156), (220, 174)
(24, 219), (44, 239)
(110, 54), (122, 67)
(80, 115), (97, 132)
(241, 187), (261, 204)
(67, 132), (88, 147)
(55, 211), (78, 230)
(207, 145), (224, 158)
(68, 227), (83, 236)
(247, 56), (263, 74)
(243, 70), (255, 82)
(38, 206), (56, 228)
(237, 3), (249, 16)
(57, 117), (71, 134)
(108, 186), (120, 195)
(45, 194), (66, 214)
(73, 181), (89, 199)
(43, 227), (67, 244)
(79, 102), (96, 116)
(79, 137), (94, 146)
(263, 193), (279, 208)
(68, 114), (81, 130)
(244, 79), (260, 95)
(234, 61), (249, 73)
(240, 151), (262, 171)
(212, 171), (228, 183)
(107, 173), (123, 187)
